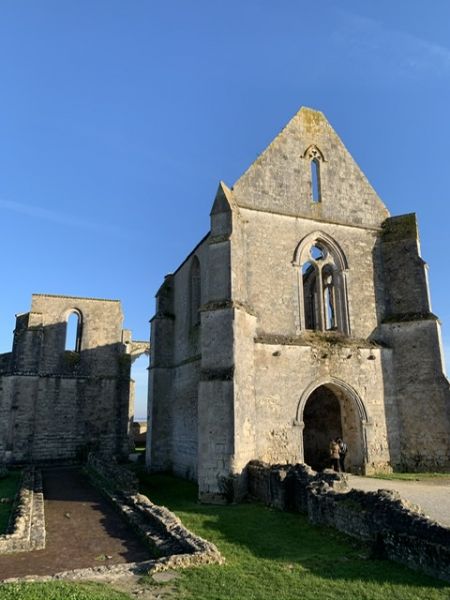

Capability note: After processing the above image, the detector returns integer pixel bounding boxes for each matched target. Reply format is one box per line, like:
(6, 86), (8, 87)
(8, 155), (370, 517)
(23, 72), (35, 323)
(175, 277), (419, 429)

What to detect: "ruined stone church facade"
(0, 293), (148, 463)
(147, 107), (450, 502)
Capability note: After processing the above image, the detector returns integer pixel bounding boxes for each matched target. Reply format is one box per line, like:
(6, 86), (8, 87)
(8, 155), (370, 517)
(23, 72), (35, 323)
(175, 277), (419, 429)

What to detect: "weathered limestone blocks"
(87, 453), (139, 493)
(148, 106), (450, 501)
(0, 294), (137, 464)
(0, 468), (45, 554)
(247, 461), (450, 583)
(87, 456), (224, 570)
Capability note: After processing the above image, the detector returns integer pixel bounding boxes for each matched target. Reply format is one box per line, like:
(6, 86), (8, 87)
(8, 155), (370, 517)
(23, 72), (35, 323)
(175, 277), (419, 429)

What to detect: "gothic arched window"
(189, 256), (201, 327)
(65, 310), (82, 352)
(311, 159), (321, 203)
(296, 234), (349, 334)
(303, 145), (324, 203)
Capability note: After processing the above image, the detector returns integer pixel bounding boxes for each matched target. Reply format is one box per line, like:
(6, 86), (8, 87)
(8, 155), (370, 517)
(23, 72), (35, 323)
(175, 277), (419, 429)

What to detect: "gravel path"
(346, 475), (450, 527)
(0, 467), (151, 580)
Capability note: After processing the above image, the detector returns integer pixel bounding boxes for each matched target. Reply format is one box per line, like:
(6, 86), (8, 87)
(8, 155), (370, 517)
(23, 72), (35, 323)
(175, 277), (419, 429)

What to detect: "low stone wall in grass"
(0, 468), (45, 554)
(87, 455), (224, 572)
(87, 453), (139, 494)
(246, 461), (450, 583)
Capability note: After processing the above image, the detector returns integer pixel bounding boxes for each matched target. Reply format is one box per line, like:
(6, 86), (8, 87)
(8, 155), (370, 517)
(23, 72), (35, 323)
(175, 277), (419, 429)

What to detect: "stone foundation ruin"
(247, 460), (450, 583)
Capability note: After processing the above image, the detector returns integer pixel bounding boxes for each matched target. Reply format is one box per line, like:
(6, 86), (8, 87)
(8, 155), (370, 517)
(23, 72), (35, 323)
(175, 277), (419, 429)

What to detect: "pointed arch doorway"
(298, 379), (368, 473)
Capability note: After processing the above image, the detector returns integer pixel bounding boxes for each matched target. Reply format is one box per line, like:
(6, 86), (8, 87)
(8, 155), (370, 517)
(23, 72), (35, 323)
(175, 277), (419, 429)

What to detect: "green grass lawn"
(0, 470), (21, 534)
(137, 473), (450, 600)
(2, 472), (450, 600)
(368, 472), (450, 482)
(0, 581), (132, 600)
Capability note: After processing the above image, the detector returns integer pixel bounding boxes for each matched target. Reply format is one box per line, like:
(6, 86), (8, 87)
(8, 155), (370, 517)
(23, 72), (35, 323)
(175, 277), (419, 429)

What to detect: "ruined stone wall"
(147, 239), (209, 480)
(378, 214), (450, 470)
(380, 319), (450, 470)
(148, 107), (450, 502)
(227, 108), (450, 478)
(247, 461), (450, 583)
(29, 294), (124, 376)
(231, 108), (389, 229)
(232, 208), (386, 339)
(250, 341), (395, 472)
(227, 110), (399, 477)
(0, 294), (133, 464)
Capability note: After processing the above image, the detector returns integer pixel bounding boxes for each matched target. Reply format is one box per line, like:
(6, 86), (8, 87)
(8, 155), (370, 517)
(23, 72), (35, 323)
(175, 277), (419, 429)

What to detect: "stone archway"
(297, 379), (368, 473)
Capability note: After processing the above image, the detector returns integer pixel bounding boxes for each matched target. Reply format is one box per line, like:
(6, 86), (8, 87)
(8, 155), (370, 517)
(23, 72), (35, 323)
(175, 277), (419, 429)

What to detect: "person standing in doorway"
(329, 439), (341, 472)
(337, 438), (348, 472)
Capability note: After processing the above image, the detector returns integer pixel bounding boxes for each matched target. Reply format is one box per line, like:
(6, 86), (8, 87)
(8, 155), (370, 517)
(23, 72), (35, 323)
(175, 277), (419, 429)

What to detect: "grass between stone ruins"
(0, 470), (21, 534)
(369, 472), (450, 482)
(1, 472), (450, 600)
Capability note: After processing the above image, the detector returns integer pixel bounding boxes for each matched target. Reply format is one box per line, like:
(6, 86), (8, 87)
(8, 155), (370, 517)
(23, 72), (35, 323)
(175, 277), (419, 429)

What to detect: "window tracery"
(297, 235), (349, 334)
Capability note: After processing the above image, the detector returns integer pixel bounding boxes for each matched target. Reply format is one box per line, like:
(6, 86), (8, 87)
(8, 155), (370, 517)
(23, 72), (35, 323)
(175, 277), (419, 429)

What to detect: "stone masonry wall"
(232, 108), (389, 229)
(147, 239), (209, 479)
(250, 340), (396, 473)
(247, 461), (450, 583)
(0, 294), (134, 464)
(377, 213), (450, 470)
(380, 319), (450, 470)
(148, 107), (450, 501)
(232, 208), (386, 340)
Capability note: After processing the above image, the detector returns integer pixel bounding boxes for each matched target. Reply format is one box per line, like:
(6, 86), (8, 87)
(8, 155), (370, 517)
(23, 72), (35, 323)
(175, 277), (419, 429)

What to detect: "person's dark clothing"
(329, 441), (341, 472)
(338, 440), (348, 472)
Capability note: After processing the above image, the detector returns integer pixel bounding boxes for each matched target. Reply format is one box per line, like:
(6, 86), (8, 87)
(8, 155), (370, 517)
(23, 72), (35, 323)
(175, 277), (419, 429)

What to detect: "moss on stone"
(382, 213), (417, 242)
(63, 350), (80, 367)
(382, 312), (438, 324)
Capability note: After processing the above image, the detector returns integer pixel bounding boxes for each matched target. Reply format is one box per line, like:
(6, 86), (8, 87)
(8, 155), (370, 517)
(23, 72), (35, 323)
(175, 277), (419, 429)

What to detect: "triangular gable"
(232, 107), (389, 228)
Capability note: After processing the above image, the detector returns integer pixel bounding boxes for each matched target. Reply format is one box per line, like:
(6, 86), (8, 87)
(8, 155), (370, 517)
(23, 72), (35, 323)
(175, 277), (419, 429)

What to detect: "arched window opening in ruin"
(301, 383), (365, 474)
(322, 265), (336, 330)
(130, 353), (149, 450)
(303, 145), (324, 203)
(190, 256), (201, 327)
(311, 158), (321, 203)
(65, 311), (82, 352)
(297, 235), (349, 334)
(302, 261), (318, 330)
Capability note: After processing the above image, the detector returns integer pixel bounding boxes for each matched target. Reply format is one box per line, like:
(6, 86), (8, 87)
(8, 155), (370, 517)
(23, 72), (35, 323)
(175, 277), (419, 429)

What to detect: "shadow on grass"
(0, 470), (21, 534)
(138, 472), (449, 593)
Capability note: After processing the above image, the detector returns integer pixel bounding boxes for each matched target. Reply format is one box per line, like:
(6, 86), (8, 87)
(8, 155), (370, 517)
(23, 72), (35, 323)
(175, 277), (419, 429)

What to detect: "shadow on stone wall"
(370, 236), (401, 471)
(247, 460), (450, 583)
(0, 323), (133, 464)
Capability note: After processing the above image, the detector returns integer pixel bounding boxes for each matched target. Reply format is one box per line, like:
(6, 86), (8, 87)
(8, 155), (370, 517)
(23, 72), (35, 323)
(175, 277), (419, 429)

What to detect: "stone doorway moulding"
(296, 377), (369, 474)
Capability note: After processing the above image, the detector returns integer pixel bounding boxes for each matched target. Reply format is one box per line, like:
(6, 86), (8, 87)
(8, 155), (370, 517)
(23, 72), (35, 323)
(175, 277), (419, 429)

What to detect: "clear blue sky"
(1, 1), (450, 420)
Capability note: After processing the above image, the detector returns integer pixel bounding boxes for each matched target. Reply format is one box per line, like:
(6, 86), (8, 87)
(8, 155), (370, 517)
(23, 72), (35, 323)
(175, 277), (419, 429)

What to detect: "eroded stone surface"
(87, 456), (224, 571)
(0, 294), (148, 465)
(0, 468), (45, 554)
(247, 460), (450, 583)
(147, 107), (450, 501)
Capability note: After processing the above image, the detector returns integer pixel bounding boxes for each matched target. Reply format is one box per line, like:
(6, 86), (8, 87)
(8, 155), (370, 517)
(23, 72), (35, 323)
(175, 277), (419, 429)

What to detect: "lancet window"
(65, 310), (82, 352)
(297, 235), (349, 334)
(303, 145), (324, 203)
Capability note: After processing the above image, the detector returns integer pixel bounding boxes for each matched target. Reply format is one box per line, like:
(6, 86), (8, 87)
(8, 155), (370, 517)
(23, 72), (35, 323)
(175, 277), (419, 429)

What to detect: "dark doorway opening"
(302, 382), (365, 473)
(303, 386), (342, 471)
